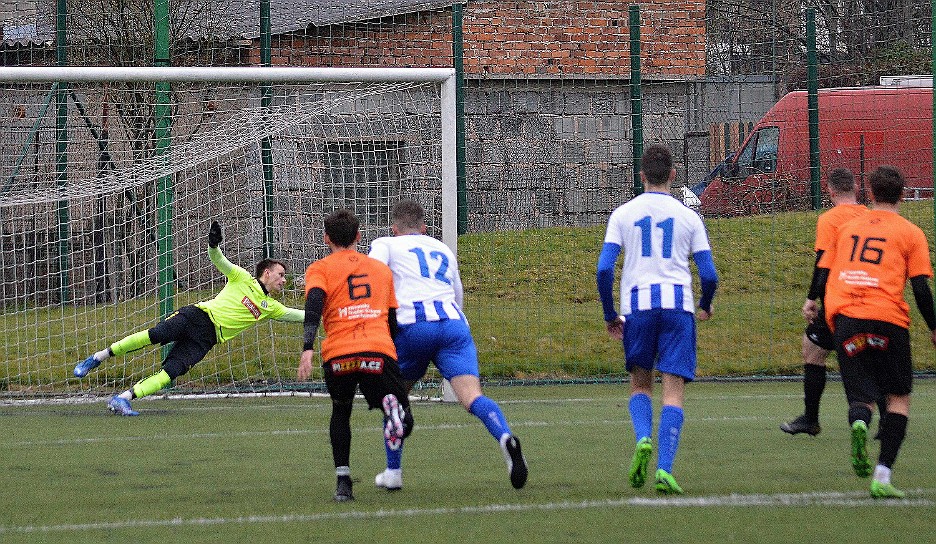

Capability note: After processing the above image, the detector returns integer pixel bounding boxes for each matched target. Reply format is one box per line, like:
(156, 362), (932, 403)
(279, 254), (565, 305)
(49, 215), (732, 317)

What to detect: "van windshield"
(734, 126), (779, 176)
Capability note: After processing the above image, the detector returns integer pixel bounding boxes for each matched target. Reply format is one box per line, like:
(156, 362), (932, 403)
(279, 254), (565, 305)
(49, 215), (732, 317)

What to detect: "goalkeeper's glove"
(208, 221), (223, 248)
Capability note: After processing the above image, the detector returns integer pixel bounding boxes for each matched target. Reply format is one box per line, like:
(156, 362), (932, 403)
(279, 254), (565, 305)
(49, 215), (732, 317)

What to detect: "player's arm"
(388, 307), (398, 339)
(692, 249), (718, 317)
(596, 242), (620, 323)
(206, 221), (237, 276)
(451, 261), (465, 308)
(276, 307), (305, 323)
(806, 250), (829, 302)
(910, 275), (936, 332)
(802, 251), (829, 322)
(298, 287), (325, 381)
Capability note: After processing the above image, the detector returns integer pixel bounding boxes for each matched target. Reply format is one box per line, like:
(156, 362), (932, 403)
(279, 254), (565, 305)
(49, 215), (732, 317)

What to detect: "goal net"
(0, 66), (456, 401)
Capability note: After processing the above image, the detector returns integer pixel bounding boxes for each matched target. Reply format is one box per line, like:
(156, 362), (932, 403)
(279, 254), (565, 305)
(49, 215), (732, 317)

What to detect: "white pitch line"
(4, 408), (935, 449)
(1, 490), (933, 535)
(0, 418), (626, 449)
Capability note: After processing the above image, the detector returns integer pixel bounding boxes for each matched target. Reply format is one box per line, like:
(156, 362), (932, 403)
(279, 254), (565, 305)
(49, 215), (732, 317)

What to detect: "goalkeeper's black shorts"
(149, 305), (217, 378)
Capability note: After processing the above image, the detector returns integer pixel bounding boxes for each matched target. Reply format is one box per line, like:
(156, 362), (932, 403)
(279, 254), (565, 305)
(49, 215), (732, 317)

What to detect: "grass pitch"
(2, 380), (935, 543)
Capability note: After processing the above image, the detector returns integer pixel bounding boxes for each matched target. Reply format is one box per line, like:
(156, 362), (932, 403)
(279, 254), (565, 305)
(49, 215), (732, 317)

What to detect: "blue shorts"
(622, 308), (697, 381)
(395, 319), (479, 381)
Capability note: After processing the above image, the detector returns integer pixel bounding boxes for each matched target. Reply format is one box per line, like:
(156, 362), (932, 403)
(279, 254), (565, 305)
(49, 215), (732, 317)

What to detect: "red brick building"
(252, 0), (705, 79)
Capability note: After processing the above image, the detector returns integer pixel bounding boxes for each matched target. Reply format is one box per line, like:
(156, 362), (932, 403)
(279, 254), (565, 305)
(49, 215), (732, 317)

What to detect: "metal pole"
(806, 8), (821, 210)
(629, 5), (644, 196)
(55, 0), (70, 304)
(260, 0), (275, 258)
(453, 3), (468, 236)
(154, 0), (175, 323)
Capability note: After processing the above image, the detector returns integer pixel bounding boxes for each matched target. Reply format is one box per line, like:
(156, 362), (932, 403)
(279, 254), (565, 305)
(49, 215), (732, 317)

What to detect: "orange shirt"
(304, 249), (398, 362)
(821, 209), (933, 330)
(814, 203), (867, 253)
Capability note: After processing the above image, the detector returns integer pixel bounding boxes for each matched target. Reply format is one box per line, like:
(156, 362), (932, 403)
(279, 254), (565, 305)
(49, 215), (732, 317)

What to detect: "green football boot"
(628, 437), (653, 488)
(654, 469), (684, 495)
(851, 420), (872, 478)
(870, 480), (905, 499)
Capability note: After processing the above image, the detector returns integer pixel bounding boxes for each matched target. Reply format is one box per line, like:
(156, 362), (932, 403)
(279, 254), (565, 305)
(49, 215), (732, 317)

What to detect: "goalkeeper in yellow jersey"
(73, 221), (305, 416)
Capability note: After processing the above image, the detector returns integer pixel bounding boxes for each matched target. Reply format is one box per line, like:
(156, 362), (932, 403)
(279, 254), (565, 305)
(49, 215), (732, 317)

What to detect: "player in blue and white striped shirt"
(368, 199), (528, 491)
(596, 144), (718, 495)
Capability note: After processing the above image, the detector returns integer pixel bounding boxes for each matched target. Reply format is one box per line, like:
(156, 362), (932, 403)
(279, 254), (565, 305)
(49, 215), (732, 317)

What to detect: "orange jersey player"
(297, 209), (412, 503)
(813, 165), (936, 499)
(782, 168), (870, 437)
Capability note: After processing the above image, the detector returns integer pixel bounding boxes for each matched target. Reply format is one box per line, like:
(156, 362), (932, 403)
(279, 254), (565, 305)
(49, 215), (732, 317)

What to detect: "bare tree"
(62, 0), (239, 298)
(706, 0), (931, 88)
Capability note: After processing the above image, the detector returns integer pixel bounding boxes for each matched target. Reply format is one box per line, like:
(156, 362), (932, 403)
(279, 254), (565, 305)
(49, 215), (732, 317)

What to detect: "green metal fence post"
(629, 5), (644, 196)
(55, 0), (70, 304)
(154, 0), (175, 323)
(453, 3), (468, 235)
(806, 8), (821, 210)
(260, 0), (275, 258)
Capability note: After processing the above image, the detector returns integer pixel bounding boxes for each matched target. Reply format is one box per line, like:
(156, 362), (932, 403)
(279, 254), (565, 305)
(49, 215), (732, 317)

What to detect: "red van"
(699, 87), (933, 216)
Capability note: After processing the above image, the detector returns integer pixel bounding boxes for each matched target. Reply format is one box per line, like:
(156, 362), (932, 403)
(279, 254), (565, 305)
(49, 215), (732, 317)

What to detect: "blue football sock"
(385, 440), (402, 470)
(469, 396), (512, 440)
(657, 405), (685, 473)
(629, 393), (653, 441)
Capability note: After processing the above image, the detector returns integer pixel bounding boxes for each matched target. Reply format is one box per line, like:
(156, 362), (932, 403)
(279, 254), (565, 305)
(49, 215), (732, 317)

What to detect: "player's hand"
(208, 221), (222, 248)
(606, 316), (624, 340)
(697, 306), (713, 321)
(297, 350), (314, 381)
(802, 299), (818, 322)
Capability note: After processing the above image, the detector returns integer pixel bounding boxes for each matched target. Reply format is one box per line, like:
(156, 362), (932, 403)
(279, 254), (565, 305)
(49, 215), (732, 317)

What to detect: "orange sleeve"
(304, 261), (327, 296)
(817, 237), (837, 269)
(906, 226), (934, 279)
(814, 213), (835, 253)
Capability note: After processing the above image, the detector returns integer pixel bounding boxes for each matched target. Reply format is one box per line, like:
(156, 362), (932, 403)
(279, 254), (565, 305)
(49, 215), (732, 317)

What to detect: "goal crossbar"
(0, 66), (455, 84)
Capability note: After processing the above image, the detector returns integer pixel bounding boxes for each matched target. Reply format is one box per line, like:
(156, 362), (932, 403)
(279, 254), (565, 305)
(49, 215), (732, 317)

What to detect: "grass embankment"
(458, 200), (936, 378)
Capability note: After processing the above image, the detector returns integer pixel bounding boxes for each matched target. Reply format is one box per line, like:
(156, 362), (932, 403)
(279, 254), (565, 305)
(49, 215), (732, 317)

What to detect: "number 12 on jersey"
(409, 247), (452, 284)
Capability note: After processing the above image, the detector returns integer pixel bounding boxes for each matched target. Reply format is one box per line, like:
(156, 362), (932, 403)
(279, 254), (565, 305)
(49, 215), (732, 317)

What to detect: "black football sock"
(877, 412), (907, 469)
(803, 364), (826, 423)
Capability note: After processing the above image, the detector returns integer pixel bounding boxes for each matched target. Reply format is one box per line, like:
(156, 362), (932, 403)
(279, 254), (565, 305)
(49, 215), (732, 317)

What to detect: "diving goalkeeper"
(73, 221), (305, 416)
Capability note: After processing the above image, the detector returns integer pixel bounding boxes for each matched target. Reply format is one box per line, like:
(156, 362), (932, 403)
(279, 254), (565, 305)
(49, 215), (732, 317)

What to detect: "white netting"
(0, 70), (451, 398)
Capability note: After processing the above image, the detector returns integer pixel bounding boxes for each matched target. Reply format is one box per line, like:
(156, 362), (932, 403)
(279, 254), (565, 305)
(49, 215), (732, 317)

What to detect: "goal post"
(0, 66), (457, 401)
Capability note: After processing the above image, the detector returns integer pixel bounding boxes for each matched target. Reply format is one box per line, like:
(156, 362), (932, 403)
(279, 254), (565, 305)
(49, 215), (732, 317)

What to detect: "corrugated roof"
(243, 0), (459, 37)
(2, 0), (461, 47)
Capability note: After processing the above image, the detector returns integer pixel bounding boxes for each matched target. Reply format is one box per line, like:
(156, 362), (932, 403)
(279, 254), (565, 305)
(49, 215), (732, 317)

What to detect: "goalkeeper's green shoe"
(851, 420), (872, 478)
(870, 480), (905, 499)
(654, 469), (684, 495)
(628, 437), (653, 489)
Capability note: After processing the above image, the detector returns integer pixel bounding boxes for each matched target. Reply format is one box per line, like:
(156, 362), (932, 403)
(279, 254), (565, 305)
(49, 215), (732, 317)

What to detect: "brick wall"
(253, 0), (706, 78)
(464, 0), (705, 78)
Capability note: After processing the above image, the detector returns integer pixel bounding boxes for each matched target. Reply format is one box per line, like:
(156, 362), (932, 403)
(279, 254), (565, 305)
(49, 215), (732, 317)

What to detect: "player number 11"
(634, 216), (674, 258)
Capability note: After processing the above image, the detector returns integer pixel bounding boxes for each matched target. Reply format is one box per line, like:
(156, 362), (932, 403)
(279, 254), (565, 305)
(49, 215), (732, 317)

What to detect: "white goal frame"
(0, 65), (459, 253)
(0, 65), (460, 401)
